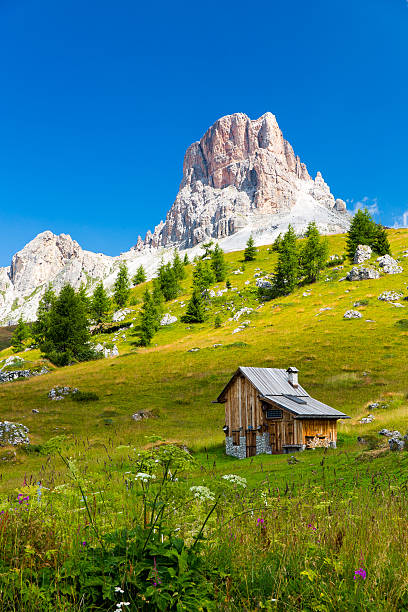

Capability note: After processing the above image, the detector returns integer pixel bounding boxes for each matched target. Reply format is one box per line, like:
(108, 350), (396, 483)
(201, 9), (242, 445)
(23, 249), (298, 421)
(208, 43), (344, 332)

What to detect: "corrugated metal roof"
(239, 367), (309, 397)
(262, 395), (350, 419)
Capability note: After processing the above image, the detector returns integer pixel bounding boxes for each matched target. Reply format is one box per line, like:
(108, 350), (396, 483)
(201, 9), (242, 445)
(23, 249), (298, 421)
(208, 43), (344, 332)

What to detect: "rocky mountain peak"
(141, 112), (349, 249)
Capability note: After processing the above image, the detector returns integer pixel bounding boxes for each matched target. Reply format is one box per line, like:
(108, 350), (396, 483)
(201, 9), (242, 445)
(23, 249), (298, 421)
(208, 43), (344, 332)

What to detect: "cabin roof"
(216, 367), (350, 419)
(261, 395), (350, 419)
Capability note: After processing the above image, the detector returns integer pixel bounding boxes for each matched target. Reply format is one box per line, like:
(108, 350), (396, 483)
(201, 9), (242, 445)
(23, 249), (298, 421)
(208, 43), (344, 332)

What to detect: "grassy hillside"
(0, 230), (408, 609)
(1, 230), (408, 472)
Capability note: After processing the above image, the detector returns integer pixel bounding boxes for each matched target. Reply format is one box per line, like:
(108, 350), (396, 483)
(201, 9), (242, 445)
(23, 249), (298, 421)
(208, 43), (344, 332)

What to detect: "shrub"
(72, 391), (99, 402)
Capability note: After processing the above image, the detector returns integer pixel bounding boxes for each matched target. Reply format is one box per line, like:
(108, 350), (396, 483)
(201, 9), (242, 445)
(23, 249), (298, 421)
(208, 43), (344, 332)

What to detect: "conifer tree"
(77, 283), (91, 315)
(300, 222), (329, 283)
(211, 243), (227, 282)
(11, 317), (30, 353)
(272, 225), (299, 297)
(139, 289), (158, 346)
(346, 209), (378, 261)
(132, 265), (146, 285)
(272, 233), (283, 252)
(183, 253), (189, 266)
(157, 261), (180, 301)
(244, 235), (257, 261)
(32, 286), (56, 345)
(192, 260), (215, 293)
(226, 279), (231, 289)
(152, 279), (164, 324)
(373, 224), (391, 256)
(202, 241), (214, 258)
(91, 282), (111, 324)
(214, 313), (222, 328)
(181, 289), (206, 323)
(114, 263), (130, 307)
(172, 250), (185, 281)
(42, 284), (91, 364)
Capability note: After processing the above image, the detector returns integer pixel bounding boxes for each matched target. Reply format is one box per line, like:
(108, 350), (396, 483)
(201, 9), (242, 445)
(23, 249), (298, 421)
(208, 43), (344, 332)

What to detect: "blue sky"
(0, 0), (407, 265)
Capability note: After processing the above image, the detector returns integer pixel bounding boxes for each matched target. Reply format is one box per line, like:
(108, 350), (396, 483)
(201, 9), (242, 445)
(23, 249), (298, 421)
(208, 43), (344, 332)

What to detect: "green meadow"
(0, 229), (407, 610)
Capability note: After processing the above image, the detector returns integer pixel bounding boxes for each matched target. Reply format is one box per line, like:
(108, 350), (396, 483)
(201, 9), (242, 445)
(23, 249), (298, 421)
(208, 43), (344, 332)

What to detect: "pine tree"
(132, 265), (146, 285)
(172, 250), (185, 281)
(226, 279), (231, 289)
(272, 233), (283, 252)
(77, 283), (91, 315)
(91, 282), (111, 324)
(211, 243), (227, 282)
(114, 263), (130, 307)
(346, 209), (378, 261)
(300, 222), (329, 284)
(272, 225), (299, 297)
(11, 317), (30, 353)
(32, 286), (56, 345)
(183, 253), (189, 266)
(157, 261), (180, 301)
(193, 260), (215, 292)
(181, 290), (206, 323)
(152, 279), (164, 326)
(373, 224), (391, 256)
(42, 284), (91, 364)
(244, 235), (257, 261)
(202, 241), (214, 258)
(214, 313), (222, 328)
(139, 289), (158, 346)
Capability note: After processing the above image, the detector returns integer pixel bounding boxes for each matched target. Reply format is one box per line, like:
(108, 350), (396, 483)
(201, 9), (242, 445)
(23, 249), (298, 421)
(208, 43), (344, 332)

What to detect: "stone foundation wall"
(255, 432), (273, 455)
(225, 436), (247, 459)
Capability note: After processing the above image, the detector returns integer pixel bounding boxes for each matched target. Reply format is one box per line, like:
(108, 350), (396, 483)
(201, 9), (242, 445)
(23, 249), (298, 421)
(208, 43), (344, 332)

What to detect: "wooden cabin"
(215, 367), (350, 458)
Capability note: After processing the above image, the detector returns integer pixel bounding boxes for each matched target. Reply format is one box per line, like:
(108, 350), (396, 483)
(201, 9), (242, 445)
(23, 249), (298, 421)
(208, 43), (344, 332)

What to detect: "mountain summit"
(140, 112), (349, 250)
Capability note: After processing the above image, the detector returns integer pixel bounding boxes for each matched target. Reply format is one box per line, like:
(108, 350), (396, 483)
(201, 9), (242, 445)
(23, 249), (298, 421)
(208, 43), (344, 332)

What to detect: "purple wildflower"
(307, 523), (317, 531)
(353, 568), (367, 580)
(151, 557), (161, 586)
(257, 518), (265, 526)
(82, 541), (87, 546)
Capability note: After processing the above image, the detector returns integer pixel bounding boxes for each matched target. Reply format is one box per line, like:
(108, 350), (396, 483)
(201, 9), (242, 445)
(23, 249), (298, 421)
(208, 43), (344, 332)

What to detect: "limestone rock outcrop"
(354, 244), (372, 264)
(141, 112), (349, 249)
(0, 231), (115, 324)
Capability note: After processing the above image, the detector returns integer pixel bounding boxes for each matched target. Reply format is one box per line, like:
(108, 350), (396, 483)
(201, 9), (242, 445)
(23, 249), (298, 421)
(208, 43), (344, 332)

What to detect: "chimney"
(287, 366), (299, 388)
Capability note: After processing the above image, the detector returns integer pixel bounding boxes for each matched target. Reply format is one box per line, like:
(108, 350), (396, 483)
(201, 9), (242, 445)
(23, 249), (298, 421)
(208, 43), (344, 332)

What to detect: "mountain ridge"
(0, 112), (350, 324)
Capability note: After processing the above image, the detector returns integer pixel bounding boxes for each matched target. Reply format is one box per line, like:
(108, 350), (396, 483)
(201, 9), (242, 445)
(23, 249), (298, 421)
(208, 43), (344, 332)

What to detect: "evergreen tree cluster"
(346, 209), (391, 261)
(155, 250), (186, 302)
(33, 285), (97, 366)
(270, 222), (329, 297)
(137, 251), (187, 345)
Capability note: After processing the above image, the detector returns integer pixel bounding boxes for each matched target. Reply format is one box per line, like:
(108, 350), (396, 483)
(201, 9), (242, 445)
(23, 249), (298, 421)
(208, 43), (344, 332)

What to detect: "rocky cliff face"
(141, 112), (348, 249)
(0, 111), (350, 325)
(0, 232), (116, 324)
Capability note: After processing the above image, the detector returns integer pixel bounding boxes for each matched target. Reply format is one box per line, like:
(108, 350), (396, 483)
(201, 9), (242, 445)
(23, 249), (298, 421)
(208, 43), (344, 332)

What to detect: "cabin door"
(268, 423), (282, 454)
(246, 431), (257, 458)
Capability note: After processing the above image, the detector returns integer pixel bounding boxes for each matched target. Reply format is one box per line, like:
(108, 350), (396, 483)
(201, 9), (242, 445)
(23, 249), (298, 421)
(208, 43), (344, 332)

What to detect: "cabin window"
(266, 408), (283, 419)
(232, 431), (240, 446)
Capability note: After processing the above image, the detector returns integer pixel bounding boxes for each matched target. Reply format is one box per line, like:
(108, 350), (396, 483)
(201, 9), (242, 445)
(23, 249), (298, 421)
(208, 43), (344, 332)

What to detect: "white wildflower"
(135, 472), (156, 483)
(222, 474), (247, 488)
(190, 485), (215, 502)
(114, 587), (124, 593)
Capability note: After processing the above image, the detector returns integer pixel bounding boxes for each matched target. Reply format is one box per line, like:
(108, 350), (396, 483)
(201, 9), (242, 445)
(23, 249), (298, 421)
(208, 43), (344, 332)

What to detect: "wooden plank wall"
(225, 375), (261, 433)
(224, 376), (337, 450)
(302, 419), (337, 443)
